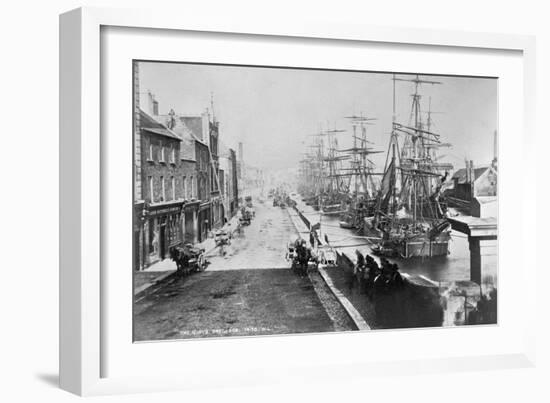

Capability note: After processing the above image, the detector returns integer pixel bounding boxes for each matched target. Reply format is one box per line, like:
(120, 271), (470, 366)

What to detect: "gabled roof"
(139, 109), (181, 141)
(155, 113), (214, 161)
(143, 127), (182, 140)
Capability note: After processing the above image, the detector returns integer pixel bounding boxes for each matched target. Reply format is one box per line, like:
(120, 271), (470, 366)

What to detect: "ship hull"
(373, 232), (451, 258)
(322, 209), (343, 216)
(401, 236), (450, 258)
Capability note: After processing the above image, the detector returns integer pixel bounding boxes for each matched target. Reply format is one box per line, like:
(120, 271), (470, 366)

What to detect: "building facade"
(195, 140), (212, 242)
(219, 144), (239, 218)
(451, 159), (498, 201)
(178, 114), (214, 242)
(208, 120), (224, 228)
(133, 90), (237, 269)
(134, 109), (186, 270)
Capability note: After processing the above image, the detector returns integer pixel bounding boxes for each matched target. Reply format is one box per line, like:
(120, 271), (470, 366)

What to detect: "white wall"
(1, 1), (548, 402)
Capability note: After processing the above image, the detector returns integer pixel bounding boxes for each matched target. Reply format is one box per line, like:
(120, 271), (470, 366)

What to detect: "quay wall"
(291, 205), (444, 328)
(295, 208), (312, 231)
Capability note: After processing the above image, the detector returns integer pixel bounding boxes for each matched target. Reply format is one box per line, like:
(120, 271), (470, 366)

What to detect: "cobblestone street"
(205, 201), (293, 270)
(134, 202), (354, 341)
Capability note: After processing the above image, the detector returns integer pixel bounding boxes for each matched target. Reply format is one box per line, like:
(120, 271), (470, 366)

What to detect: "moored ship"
(368, 75), (453, 258)
(336, 114), (383, 229)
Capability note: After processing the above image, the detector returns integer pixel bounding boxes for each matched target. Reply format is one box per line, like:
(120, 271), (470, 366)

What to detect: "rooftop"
(452, 166), (493, 183)
(139, 109), (181, 141)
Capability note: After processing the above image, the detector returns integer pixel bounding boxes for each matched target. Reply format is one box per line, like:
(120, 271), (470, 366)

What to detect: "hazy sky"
(138, 61), (497, 173)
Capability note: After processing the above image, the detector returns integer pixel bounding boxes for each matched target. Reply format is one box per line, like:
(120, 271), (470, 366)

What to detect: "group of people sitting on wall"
(350, 251), (405, 298)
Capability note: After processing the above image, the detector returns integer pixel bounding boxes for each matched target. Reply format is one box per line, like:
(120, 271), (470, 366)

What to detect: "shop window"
(148, 218), (158, 254)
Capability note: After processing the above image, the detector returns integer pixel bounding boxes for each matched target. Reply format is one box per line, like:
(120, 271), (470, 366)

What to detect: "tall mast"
(391, 143), (397, 217)
(352, 122), (359, 195)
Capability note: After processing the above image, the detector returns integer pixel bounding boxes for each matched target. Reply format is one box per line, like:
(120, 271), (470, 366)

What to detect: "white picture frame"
(59, 7), (537, 396)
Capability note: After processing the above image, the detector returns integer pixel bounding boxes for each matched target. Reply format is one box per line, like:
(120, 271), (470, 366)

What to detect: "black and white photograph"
(5, 0), (550, 400)
(132, 61), (498, 341)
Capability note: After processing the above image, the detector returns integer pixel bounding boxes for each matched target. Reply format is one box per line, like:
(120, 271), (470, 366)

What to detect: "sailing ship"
(298, 126), (349, 215)
(319, 127), (349, 215)
(337, 114), (384, 229)
(368, 75), (453, 258)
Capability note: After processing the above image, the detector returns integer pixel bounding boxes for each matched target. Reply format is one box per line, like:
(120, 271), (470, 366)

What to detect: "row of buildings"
(133, 70), (242, 270)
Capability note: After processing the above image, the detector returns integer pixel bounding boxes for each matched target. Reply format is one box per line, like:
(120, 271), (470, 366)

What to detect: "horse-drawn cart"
(239, 207), (254, 226)
(170, 243), (207, 275)
(286, 239), (318, 276)
(214, 229), (231, 256)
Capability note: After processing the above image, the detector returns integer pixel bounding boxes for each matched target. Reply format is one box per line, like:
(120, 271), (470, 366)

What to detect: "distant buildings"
(236, 142), (264, 200)
(451, 159), (498, 200)
(133, 88), (240, 271)
(448, 158), (498, 218)
(219, 143), (239, 218)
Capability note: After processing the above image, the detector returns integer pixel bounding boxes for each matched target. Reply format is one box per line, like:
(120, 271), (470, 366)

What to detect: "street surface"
(205, 201), (293, 270)
(134, 201), (354, 341)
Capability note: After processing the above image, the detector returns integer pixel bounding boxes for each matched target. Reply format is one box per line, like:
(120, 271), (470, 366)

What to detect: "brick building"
(153, 110), (204, 246)
(219, 142), (239, 218)
(195, 136), (212, 241)
(208, 120), (224, 228)
(134, 109), (186, 269)
(177, 111), (225, 232)
(133, 86), (235, 269)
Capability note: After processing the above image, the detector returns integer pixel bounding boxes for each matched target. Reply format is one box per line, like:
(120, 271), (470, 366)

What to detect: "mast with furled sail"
(369, 74), (454, 258)
(337, 113), (384, 229)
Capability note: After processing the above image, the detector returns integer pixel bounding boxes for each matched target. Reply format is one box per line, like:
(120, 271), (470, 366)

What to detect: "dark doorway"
(160, 222), (166, 260)
(185, 211), (194, 243)
(134, 230), (140, 271)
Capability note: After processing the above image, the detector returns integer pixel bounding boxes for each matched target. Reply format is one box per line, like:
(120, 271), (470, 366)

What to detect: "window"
(190, 176), (194, 199)
(148, 176), (154, 203)
(160, 143), (165, 162)
(148, 142), (153, 161)
(170, 147), (175, 164)
(171, 176), (175, 200)
(182, 176), (186, 199)
(210, 168), (214, 191)
(161, 176), (165, 201)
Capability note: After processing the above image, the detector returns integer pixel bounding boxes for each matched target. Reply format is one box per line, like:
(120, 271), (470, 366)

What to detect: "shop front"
(142, 201), (184, 268)
(198, 201), (211, 242)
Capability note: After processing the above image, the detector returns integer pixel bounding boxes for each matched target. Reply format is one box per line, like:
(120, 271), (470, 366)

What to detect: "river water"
(293, 198), (497, 290)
